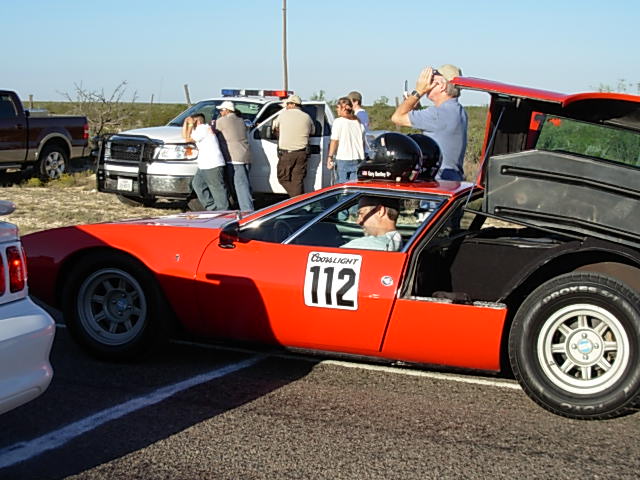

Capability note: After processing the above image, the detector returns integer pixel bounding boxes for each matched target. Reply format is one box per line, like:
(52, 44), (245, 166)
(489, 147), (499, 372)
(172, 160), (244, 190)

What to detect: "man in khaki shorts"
(273, 94), (315, 197)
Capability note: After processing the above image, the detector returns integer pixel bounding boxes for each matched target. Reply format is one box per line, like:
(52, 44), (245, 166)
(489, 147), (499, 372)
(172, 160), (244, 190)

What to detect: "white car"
(0, 200), (55, 415)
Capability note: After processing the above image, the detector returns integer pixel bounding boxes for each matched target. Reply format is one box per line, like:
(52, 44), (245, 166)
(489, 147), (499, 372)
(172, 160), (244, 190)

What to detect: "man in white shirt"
(182, 114), (229, 210)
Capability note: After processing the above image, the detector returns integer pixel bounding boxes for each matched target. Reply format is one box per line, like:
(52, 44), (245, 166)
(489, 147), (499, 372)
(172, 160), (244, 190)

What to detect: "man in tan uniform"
(273, 95), (315, 197)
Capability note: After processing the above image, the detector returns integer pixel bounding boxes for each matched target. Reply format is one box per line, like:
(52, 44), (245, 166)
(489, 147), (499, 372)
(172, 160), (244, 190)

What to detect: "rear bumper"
(0, 297), (55, 415)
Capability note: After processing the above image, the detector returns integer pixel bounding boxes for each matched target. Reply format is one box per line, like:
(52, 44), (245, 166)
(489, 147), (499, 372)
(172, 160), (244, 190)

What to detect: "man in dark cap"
(341, 196), (402, 251)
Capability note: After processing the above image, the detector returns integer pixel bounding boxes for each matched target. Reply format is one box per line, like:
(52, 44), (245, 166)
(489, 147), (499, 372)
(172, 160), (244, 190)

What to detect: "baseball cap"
(436, 64), (462, 82)
(347, 91), (362, 103)
(216, 100), (235, 111)
(357, 195), (401, 212)
(284, 94), (302, 105)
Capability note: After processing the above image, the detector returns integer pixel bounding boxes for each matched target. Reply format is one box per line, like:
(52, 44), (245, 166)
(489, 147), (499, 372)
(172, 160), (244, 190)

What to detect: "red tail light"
(6, 246), (26, 293)
(83, 122), (90, 140)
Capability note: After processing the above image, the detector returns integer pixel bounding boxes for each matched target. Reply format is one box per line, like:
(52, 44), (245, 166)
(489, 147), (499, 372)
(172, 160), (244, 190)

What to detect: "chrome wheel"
(537, 303), (630, 395)
(77, 268), (148, 347)
(509, 272), (640, 419)
(41, 149), (66, 179)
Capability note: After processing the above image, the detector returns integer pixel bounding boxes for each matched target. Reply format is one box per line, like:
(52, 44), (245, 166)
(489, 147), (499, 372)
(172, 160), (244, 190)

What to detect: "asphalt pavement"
(1, 323), (639, 480)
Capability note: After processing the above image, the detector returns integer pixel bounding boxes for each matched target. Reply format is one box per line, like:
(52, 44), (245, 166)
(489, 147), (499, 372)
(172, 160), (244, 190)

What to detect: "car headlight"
(154, 144), (198, 161)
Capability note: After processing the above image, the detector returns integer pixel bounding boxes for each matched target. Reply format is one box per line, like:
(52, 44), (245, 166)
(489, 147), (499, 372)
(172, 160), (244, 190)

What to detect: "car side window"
(290, 193), (446, 251)
(239, 192), (352, 243)
(0, 95), (17, 120)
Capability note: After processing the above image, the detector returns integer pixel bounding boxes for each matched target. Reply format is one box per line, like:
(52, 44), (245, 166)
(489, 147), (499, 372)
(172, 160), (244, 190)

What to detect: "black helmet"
(408, 134), (442, 180)
(357, 132), (423, 182)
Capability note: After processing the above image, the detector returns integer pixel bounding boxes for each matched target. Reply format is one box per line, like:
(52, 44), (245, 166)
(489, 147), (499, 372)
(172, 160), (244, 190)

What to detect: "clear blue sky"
(3, 0), (639, 106)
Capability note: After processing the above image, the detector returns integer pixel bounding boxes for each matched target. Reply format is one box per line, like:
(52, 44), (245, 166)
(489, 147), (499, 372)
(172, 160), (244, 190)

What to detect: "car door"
(195, 240), (406, 355)
(248, 115), (281, 193)
(0, 93), (27, 164)
(248, 101), (331, 195)
(193, 190), (418, 356)
(301, 102), (331, 192)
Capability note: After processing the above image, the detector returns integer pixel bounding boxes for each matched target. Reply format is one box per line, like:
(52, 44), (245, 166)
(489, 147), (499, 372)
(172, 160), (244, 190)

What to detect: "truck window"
(535, 114), (640, 168)
(300, 105), (324, 137)
(0, 95), (18, 119)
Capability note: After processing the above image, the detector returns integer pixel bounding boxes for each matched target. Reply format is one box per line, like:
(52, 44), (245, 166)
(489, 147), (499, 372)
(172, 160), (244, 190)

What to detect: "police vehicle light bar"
(221, 89), (294, 98)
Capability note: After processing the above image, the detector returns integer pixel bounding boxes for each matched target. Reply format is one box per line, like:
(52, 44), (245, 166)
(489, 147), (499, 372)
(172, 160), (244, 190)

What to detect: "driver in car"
(341, 196), (402, 251)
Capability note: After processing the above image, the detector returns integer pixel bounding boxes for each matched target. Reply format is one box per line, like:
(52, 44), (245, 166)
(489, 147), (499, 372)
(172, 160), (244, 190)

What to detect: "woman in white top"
(326, 97), (366, 184)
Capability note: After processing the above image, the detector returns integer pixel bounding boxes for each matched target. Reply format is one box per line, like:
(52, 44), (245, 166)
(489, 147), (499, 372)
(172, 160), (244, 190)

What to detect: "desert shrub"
(23, 177), (44, 188)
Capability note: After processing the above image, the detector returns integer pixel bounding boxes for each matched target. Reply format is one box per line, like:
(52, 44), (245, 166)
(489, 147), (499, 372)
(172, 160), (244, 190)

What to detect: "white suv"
(0, 200), (55, 415)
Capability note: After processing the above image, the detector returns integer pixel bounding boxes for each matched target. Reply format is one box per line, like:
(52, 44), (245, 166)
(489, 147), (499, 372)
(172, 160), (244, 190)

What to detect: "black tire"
(509, 272), (640, 419)
(38, 144), (68, 180)
(117, 194), (157, 208)
(62, 252), (172, 360)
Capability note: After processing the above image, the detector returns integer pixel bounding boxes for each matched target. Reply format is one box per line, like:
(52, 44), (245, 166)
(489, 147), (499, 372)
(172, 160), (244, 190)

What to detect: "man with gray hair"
(391, 64), (467, 181)
(215, 100), (254, 211)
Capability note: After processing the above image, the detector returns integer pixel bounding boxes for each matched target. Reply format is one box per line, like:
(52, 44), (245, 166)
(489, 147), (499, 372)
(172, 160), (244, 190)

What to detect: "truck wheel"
(61, 252), (172, 360)
(117, 194), (156, 208)
(509, 272), (640, 419)
(38, 145), (68, 180)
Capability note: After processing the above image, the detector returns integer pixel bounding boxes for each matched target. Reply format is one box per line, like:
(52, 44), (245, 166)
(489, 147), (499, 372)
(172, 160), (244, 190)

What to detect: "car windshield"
(167, 100), (264, 126)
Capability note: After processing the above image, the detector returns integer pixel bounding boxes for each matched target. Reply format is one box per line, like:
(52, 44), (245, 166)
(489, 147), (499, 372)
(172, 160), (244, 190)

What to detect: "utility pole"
(282, 0), (289, 92)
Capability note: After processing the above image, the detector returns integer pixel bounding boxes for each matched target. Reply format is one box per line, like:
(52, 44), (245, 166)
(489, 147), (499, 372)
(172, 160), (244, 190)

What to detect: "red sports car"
(23, 78), (640, 420)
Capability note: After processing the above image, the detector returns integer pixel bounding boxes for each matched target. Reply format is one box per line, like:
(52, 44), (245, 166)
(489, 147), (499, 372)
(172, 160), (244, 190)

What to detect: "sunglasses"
(432, 68), (441, 77)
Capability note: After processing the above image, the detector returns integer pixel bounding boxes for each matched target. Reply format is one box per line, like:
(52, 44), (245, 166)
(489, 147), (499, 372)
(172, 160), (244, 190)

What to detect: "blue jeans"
(437, 168), (464, 181)
(226, 163), (254, 211)
(335, 159), (361, 184)
(192, 167), (229, 211)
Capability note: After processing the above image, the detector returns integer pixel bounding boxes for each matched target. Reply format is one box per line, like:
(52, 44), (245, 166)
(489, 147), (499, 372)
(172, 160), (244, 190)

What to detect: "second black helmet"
(357, 132), (423, 182)
(408, 133), (442, 180)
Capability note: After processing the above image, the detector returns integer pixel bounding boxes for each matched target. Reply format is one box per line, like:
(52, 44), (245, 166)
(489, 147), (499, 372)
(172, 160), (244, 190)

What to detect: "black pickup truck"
(0, 90), (88, 179)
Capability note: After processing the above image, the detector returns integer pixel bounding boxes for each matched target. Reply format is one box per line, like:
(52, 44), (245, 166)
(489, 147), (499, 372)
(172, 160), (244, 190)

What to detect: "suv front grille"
(105, 138), (155, 165)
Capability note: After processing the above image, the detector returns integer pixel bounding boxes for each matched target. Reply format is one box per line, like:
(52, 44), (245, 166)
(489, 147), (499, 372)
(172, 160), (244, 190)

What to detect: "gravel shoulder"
(2, 173), (183, 236)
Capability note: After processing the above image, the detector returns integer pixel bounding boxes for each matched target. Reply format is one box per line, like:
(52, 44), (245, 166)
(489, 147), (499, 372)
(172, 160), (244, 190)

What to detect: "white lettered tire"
(509, 272), (640, 419)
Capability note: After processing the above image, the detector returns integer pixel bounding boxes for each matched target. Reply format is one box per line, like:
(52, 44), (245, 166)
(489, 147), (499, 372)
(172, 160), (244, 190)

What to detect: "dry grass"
(2, 171), (183, 237)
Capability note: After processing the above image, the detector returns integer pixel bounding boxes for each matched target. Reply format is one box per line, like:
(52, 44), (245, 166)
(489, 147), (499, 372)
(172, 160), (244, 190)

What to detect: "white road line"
(0, 355), (265, 469)
(321, 360), (522, 390)
(171, 339), (521, 390)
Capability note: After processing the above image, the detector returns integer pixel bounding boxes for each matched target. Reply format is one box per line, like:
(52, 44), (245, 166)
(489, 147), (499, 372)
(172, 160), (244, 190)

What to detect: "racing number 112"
(304, 252), (362, 310)
(309, 265), (356, 307)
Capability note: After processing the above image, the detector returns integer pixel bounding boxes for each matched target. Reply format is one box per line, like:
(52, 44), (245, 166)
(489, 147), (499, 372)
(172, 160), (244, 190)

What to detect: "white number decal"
(304, 251), (362, 310)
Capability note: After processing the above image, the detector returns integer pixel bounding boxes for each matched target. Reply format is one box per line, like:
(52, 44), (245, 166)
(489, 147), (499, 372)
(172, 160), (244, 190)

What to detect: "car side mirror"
(218, 220), (240, 248)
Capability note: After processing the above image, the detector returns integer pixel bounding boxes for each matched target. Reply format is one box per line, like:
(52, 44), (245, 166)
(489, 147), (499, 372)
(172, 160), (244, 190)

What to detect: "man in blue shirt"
(391, 64), (467, 181)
